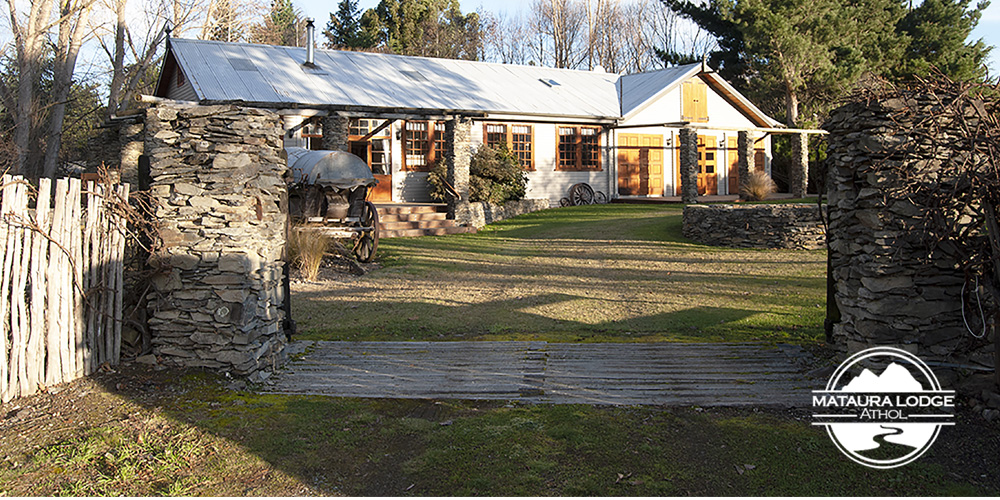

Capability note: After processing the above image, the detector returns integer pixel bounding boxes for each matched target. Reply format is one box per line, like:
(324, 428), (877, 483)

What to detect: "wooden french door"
(350, 140), (392, 202)
(617, 134), (664, 196)
(697, 136), (718, 195)
(727, 137), (740, 195)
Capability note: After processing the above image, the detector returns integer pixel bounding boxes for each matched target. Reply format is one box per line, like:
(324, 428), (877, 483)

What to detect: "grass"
(293, 204), (828, 343)
(2, 369), (991, 496)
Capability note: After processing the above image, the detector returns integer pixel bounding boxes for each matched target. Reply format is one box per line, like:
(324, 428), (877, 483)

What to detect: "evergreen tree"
(662, 0), (903, 127)
(206, 0), (244, 42)
(360, 0), (483, 60)
(324, 0), (373, 49)
(894, 0), (992, 81)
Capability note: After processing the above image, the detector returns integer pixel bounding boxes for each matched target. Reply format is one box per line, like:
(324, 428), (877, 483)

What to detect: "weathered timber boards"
(268, 341), (814, 406)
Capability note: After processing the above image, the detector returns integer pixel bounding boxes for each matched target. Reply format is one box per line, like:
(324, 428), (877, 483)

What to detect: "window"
(402, 120), (446, 171)
(483, 123), (534, 169)
(682, 79), (709, 123)
(176, 68), (185, 87)
(302, 118), (323, 150)
(557, 126), (602, 171)
(349, 118), (391, 175)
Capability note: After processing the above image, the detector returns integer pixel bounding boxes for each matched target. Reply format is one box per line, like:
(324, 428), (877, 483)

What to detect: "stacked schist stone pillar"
(145, 103), (289, 380)
(446, 117), (473, 223)
(825, 96), (994, 377)
(678, 128), (699, 203)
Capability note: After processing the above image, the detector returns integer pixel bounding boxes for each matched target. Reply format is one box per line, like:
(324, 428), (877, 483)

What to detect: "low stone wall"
(464, 198), (551, 228)
(145, 103), (288, 379)
(682, 204), (826, 250)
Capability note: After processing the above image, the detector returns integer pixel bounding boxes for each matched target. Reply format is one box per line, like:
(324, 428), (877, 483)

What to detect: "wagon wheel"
(352, 201), (379, 263)
(594, 191), (608, 204)
(559, 197), (572, 207)
(570, 183), (595, 205)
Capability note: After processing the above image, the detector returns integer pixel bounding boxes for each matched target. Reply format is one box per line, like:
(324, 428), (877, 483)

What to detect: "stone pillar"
(145, 103), (289, 380)
(790, 132), (809, 198)
(678, 128), (699, 203)
(321, 114), (350, 151)
(445, 117), (473, 223)
(737, 131), (754, 199)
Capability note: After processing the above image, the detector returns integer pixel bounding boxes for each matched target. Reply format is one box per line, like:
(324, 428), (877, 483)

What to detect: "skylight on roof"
(401, 70), (429, 82)
(539, 78), (561, 87)
(228, 58), (258, 72)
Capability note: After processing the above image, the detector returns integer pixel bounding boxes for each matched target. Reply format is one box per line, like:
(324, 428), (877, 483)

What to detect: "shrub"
(288, 227), (329, 281)
(740, 170), (778, 201)
(427, 145), (528, 204)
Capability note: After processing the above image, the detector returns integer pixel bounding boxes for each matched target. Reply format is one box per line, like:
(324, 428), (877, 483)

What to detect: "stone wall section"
(144, 103), (288, 378)
(682, 204), (825, 250)
(466, 199), (551, 228)
(825, 97), (994, 372)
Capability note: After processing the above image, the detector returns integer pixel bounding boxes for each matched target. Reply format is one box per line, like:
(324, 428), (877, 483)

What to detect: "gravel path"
(268, 341), (816, 406)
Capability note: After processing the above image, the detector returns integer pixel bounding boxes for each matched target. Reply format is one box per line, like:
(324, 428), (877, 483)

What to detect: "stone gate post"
(145, 103), (289, 379)
(445, 117), (472, 223)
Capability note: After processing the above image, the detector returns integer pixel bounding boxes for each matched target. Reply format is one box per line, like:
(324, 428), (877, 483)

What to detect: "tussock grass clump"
(741, 170), (778, 201)
(288, 227), (330, 281)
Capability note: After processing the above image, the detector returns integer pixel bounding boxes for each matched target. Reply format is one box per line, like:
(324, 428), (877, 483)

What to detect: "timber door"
(697, 135), (718, 195)
(617, 134), (663, 196)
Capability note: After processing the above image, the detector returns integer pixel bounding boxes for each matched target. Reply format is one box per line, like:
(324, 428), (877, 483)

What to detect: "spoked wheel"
(594, 191), (608, 204)
(570, 183), (595, 205)
(559, 197), (572, 207)
(353, 201), (379, 263)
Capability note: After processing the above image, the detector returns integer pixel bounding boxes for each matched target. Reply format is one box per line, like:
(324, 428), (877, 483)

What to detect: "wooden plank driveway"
(268, 341), (816, 406)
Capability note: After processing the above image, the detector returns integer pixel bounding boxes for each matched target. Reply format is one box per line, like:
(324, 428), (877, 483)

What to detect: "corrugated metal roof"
(168, 38), (623, 119)
(164, 38), (781, 126)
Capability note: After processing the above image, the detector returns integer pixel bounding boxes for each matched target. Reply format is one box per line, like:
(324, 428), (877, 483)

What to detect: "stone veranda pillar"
(678, 128), (699, 203)
(321, 114), (350, 151)
(445, 117), (473, 223)
(737, 131), (754, 200)
(790, 132), (809, 198)
(145, 103), (289, 380)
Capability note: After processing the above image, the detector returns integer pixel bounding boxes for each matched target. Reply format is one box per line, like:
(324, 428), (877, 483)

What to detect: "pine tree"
(323, 0), (372, 49)
(894, 0), (992, 81)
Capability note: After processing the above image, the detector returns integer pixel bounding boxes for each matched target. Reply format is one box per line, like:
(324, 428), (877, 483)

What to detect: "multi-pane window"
(301, 118), (323, 150)
(483, 123), (534, 169)
(557, 126), (602, 171)
(348, 118), (391, 175)
(402, 120), (447, 172)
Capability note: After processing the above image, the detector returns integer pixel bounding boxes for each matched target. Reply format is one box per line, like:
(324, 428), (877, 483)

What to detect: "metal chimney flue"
(305, 18), (316, 67)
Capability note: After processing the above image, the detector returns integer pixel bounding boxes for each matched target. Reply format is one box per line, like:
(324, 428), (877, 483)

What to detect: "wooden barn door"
(617, 134), (663, 196)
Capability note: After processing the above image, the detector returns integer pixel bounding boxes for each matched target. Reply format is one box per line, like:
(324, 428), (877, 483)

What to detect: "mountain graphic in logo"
(814, 347), (954, 469)
(839, 362), (924, 393)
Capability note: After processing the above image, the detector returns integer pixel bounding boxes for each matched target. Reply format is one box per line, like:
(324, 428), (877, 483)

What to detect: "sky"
(296, 0), (1000, 75)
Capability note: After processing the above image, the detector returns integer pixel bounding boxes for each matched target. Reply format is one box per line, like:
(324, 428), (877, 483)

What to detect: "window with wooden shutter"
(682, 79), (708, 123)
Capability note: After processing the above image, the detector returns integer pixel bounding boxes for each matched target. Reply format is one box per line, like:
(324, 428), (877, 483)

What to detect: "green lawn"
(2, 368), (990, 496)
(293, 203), (828, 343)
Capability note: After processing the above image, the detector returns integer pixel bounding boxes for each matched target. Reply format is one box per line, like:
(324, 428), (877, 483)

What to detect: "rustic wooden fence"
(1, 174), (129, 403)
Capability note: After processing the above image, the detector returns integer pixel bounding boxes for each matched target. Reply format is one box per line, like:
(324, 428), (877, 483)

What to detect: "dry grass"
(292, 204), (828, 343)
(741, 170), (778, 201)
(288, 227), (330, 282)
